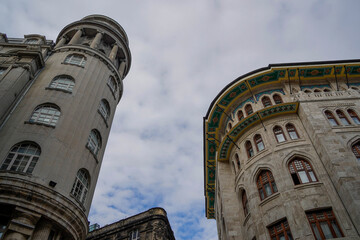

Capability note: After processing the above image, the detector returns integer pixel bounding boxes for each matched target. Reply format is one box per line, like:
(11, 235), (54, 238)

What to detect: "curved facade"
(203, 60), (360, 239)
(0, 15), (131, 240)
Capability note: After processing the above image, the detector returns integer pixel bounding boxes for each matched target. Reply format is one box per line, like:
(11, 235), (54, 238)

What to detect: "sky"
(1, 1), (360, 239)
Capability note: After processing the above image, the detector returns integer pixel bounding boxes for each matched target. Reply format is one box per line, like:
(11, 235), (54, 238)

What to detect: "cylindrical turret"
(0, 15), (131, 240)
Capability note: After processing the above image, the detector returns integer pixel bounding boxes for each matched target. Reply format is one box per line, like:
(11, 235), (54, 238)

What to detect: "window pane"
(340, 118), (350, 125)
(320, 222), (332, 239)
(309, 171), (317, 182)
(257, 142), (264, 151)
(298, 171), (309, 183)
(264, 183), (272, 196)
(289, 131), (298, 140)
(329, 119), (338, 126)
(311, 223), (322, 240)
(276, 134), (285, 143)
(331, 221), (342, 237)
(352, 116), (360, 124)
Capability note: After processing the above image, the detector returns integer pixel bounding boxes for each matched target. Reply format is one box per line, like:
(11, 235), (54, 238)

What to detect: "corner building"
(203, 60), (360, 239)
(0, 15), (131, 240)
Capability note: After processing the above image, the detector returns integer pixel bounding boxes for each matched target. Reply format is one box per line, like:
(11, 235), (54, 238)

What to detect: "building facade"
(0, 15), (131, 240)
(203, 60), (360, 239)
(86, 208), (175, 240)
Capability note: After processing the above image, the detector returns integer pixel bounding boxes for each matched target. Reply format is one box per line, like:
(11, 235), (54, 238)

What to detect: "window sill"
(259, 192), (280, 207)
(294, 181), (323, 190)
(24, 121), (56, 128)
(86, 145), (99, 163)
(61, 62), (85, 68)
(45, 87), (72, 94)
(243, 213), (251, 226)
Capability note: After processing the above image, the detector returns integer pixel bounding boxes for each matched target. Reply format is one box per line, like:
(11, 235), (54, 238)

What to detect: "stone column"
(90, 32), (103, 49)
(55, 37), (67, 48)
(118, 61), (126, 76)
(3, 207), (40, 240)
(68, 29), (82, 45)
(109, 44), (118, 63)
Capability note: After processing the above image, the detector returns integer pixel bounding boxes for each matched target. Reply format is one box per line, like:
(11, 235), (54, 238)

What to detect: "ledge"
(259, 192), (280, 207)
(45, 87), (72, 94)
(294, 181), (323, 190)
(24, 121), (56, 128)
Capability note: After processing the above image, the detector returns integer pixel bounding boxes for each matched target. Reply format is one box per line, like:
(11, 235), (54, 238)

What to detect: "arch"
(347, 109), (360, 124)
(288, 158), (317, 185)
(245, 141), (254, 158)
(336, 110), (350, 125)
(71, 168), (90, 204)
(304, 89), (312, 93)
(351, 140), (360, 161)
(256, 170), (278, 200)
(273, 126), (286, 143)
(49, 75), (75, 92)
(324, 110), (338, 126)
(87, 129), (102, 155)
(254, 134), (265, 152)
(237, 110), (244, 121)
(245, 104), (253, 116)
(323, 88), (331, 92)
(64, 54), (86, 67)
(286, 123), (299, 140)
(99, 99), (110, 120)
(273, 94), (283, 104)
(29, 104), (61, 127)
(0, 141), (41, 174)
(261, 96), (272, 108)
(313, 89), (321, 93)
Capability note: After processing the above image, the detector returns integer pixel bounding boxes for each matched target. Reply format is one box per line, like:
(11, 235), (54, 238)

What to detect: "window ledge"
(294, 181), (323, 190)
(86, 145), (99, 163)
(69, 194), (86, 212)
(243, 213), (251, 226)
(259, 192), (280, 207)
(24, 121), (56, 128)
(61, 62), (84, 68)
(45, 87), (72, 94)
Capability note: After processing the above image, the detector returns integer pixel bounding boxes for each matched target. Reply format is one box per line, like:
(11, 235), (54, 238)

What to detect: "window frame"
(29, 104), (61, 127)
(288, 158), (317, 185)
(25, 38), (39, 44)
(306, 209), (344, 239)
(351, 141), (360, 161)
(273, 94), (283, 104)
(242, 191), (249, 216)
(64, 54), (86, 67)
(235, 153), (241, 170)
(267, 219), (293, 240)
(261, 96), (272, 108)
(245, 104), (253, 116)
(286, 123), (299, 140)
(254, 134), (265, 152)
(274, 126), (286, 143)
(98, 99), (110, 121)
(48, 75), (75, 93)
(257, 170), (278, 200)
(0, 142), (41, 174)
(347, 109), (360, 124)
(336, 110), (350, 126)
(245, 141), (254, 158)
(129, 229), (139, 240)
(71, 169), (90, 205)
(237, 110), (244, 121)
(87, 129), (102, 155)
(325, 110), (339, 127)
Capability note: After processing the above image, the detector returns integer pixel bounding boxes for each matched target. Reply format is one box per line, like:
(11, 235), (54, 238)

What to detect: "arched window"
(273, 94), (283, 104)
(351, 142), (360, 160)
(71, 169), (90, 204)
(254, 134), (265, 152)
(348, 109), (360, 124)
(99, 99), (110, 121)
(351, 86), (359, 90)
(289, 158), (317, 185)
(325, 110), (338, 126)
(49, 75), (75, 92)
(242, 191), (249, 216)
(235, 153), (240, 170)
(237, 110), (244, 121)
(0, 142), (41, 173)
(286, 123), (299, 140)
(274, 126), (286, 143)
(29, 104), (61, 126)
(107, 76), (118, 94)
(314, 89), (321, 93)
(261, 96), (272, 107)
(336, 110), (350, 125)
(245, 104), (253, 116)
(64, 54), (86, 67)
(324, 88), (331, 92)
(228, 122), (232, 130)
(245, 141), (254, 158)
(304, 89), (312, 93)
(257, 170), (277, 200)
(87, 129), (102, 155)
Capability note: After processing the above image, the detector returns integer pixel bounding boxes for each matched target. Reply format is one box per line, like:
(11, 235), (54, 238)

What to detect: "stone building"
(0, 15), (131, 240)
(86, 208), (175, 240)
(203, 60), (360, 239)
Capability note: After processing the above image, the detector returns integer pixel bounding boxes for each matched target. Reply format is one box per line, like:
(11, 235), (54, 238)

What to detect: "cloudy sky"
(1, 1), (360, 239)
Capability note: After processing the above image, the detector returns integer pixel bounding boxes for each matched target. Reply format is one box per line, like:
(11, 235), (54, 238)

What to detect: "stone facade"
(0, 15), (131, 240)
(203, 61), (360, 239)
(86, 208), (175, 240)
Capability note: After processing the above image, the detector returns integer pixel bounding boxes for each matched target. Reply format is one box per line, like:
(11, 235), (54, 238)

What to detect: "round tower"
(0, 15), (131, 240)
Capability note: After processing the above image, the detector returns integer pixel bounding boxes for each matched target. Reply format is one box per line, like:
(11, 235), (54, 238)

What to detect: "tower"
(0, 15), (131, 240)
(203, 60), (360, 239)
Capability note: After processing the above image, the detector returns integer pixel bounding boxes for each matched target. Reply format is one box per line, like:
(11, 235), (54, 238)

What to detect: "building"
(0, 15), (131, 240)
(86, 208), (175, 240)
(203, 60), (360, 239)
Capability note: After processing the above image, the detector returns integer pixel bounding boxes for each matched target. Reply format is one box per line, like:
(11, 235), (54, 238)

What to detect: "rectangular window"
(306, 209), (343, 239)
(268, 219), (293, 240)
